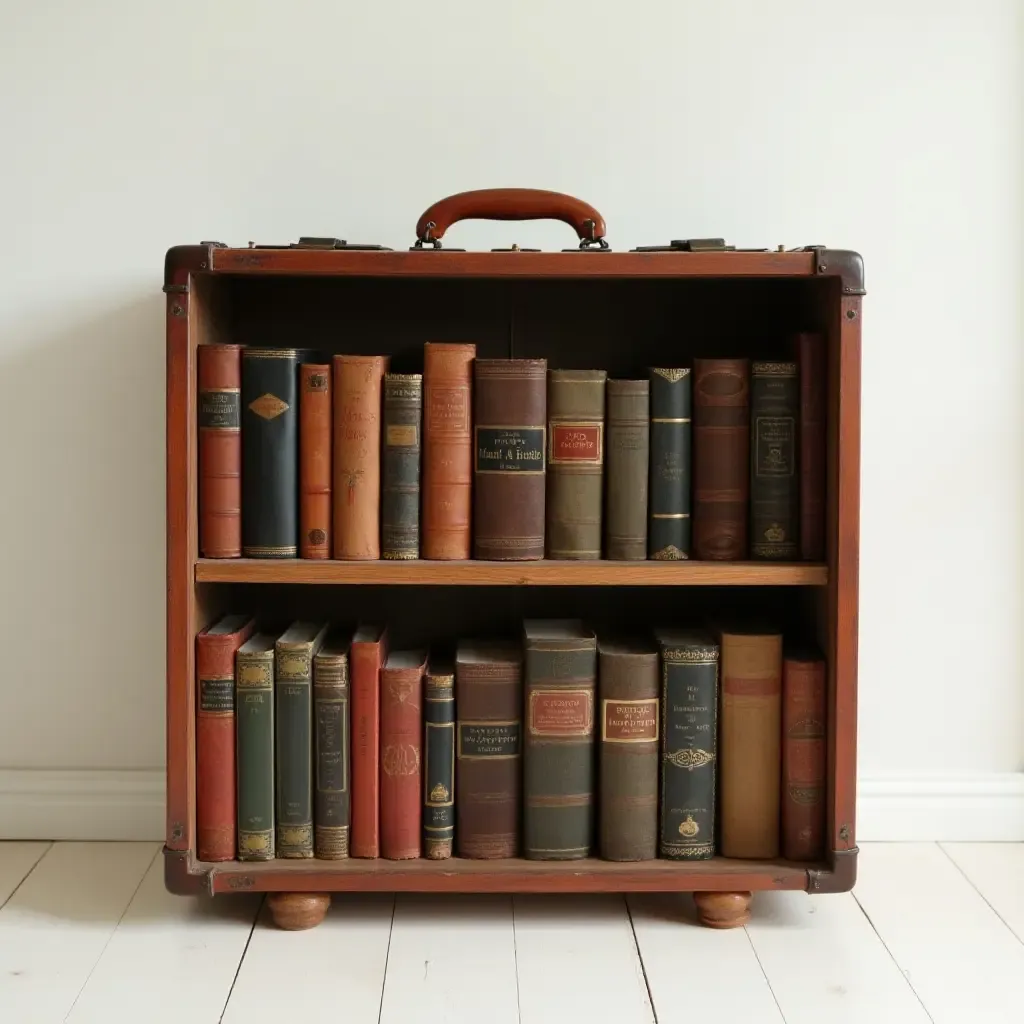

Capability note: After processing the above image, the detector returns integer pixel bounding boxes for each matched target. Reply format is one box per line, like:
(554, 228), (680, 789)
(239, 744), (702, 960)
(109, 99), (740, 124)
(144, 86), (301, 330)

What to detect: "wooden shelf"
(195, 558), (827, 586)
(199, 855), (816, 895)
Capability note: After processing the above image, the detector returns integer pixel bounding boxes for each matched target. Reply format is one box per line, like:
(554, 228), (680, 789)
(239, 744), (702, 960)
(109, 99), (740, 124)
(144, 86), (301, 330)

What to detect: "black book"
(654, 629), (719, 860)
(423, 657), (456, 859)
(750, 361), (799, 559)
(242, 347), (301, 557)
(648, 368), (692, 560)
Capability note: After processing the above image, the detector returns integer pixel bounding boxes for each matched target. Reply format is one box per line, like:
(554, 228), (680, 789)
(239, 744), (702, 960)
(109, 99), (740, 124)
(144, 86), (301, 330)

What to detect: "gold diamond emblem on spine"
(248, 393), (289, 420)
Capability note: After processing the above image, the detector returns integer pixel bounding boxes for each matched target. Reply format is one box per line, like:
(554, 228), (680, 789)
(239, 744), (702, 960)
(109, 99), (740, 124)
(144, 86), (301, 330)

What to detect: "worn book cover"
(299, 363), (332, 558)
(604, 379), (650, 560)
(350, 623), (388, 857)
(750, 362), (799, 559)
(382, 373), (423, 559)
(523, 620), (597, 860)
(313, 629), (354, 859)
(797, 332), (827, 561)
(648, 368), (691, 560)
(782, 650), (827, 861)
(423, 656), (456, 859)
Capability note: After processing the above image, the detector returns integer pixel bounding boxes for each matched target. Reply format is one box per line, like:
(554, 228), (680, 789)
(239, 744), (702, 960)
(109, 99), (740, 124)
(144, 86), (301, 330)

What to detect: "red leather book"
(798, 332), (827, 561)
(350, 623), (388, 857)
(380, 650), (428, 860)
(299, 363), (332, 558)
(195, 614), (255, 861)
(422, 342), (476, 559)
(197, 344), (242, 558)
(782, 651), (828, 861)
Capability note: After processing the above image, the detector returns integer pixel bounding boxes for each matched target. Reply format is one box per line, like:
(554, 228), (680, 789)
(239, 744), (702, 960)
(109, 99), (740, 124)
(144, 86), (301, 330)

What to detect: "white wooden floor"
(1, 843), (1023, 1023)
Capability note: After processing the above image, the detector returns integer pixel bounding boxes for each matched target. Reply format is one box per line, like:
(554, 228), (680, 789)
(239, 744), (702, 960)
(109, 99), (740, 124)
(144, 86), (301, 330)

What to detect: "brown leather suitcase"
(165, 188), (863, 930)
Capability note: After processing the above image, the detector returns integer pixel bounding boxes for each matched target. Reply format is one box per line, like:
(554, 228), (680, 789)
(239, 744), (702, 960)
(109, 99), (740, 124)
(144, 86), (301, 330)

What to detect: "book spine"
(692, 358), (750, 560)
(332, 354), (389, 559)
(422, 342), (476, 559)
(275, 639), (316, 858)
(423, 667), (455, 860)
(523, 632), (597, 859)
(604, 380), (650, 560)
(314, 653), (350, 859)
(798, 332), (827, 561)
(380, 657), (426, 860)
(546, 370), (607, 559)
(473, 359), (547, 560)
(598, 645), (659, 862)
(197, 344), (242, 558)
(782, 653), (828, 861)
(719, 631), (783, 859)
(659, 638), (719, 859)
(241, 348), (300, 558)
(750, 362), (799, 559)
(381, 374), (423, 560)
(236, 650), (275, 860)
(299, 364), (332, 559)
(648, 369), (691, 560)
(351, 633), (386, 857)
(455, 651), (522, 858)
(195, 619), (255, 860)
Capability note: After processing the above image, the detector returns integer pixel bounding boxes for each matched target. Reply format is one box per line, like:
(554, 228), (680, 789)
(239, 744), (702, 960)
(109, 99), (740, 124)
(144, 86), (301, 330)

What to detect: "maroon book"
(350, 624), (388, 858)
(197, 344), (242, 558)
(797, 332), (827, 561)
(781, 651), (827, 861)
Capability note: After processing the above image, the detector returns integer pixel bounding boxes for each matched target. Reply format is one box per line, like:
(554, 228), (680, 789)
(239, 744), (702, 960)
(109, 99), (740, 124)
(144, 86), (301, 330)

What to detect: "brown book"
(332, 355), (389, 559)
(422, 342), (476, 559)
(455, 639), (522, 858)
(197, 344), (242, 558)
(597, 638), (659, 862)
(473, 358), (547, 560)
(299, 364), (332, 558)
(782, 650), (827, 861)
(546, 370), (607, 559)
(692, 358), (750, 560)
(604, 380), (650, 560)
(350, 623), (388, 857)
(380, 650), (428, 860)
(798, 332), (827, 561)
(719, 628), (783, 859)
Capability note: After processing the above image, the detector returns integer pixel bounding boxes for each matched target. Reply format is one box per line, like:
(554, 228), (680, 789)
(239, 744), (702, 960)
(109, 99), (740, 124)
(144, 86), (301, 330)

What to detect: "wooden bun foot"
(267, 892), (331, 930)
(693, 891), (752, 929)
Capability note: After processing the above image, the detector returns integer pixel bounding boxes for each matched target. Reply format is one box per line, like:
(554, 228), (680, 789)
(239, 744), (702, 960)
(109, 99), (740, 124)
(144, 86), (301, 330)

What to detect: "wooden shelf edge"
(178, 853), (814, 895)
(195, 558), (828, 587)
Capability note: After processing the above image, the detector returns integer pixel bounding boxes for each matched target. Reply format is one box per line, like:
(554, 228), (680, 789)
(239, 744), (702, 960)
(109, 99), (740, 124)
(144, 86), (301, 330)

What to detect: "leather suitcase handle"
(415, 188), (608, 248)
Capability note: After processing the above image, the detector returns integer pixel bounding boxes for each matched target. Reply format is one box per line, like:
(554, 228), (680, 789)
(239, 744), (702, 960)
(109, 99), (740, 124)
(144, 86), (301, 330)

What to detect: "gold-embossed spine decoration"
(382, 373), (423, 559)
(314, 632), (352, 859)
(423, 662), (455, 860)
(654, 630), (720, 860)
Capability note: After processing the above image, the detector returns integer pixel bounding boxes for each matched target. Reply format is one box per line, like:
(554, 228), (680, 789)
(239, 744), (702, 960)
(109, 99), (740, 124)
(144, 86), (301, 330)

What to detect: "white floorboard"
(0, 841), (49, 906)
(0, 841), (158, 1024)
(855, 842), (1024, 1024)
(65, 853), (262, 1024)
(221, 892), (394, 1024)
(941, 841), (1024, 945)
(745, 890), (931, 1024)
(379, 895), (519, 1024)
(628, 892), (784, 1024)
(513, 894), (654, 1024)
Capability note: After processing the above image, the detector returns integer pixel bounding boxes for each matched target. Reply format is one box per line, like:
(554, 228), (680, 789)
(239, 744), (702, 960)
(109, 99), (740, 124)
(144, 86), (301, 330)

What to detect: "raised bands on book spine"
(546, 370), (607, 559)
(332, 355), (389, 560)
(604, 379), (650, 560)
(523, 620), (597, 860)
(423, 660), (455, 860)
(655, 630), (720, 860)
(242, 348), (300, 558)
(750, 362), (799, 559)
(314, 630), (352, 859)
(647, 368), (691, 560)
(198, 344), (242, 558)
(422, 342), (476, 559)
(299, 363), (332, 559)
(782, 651), (828, 861)
(382, 374), (423, 560)
(473, 358), (548, 560)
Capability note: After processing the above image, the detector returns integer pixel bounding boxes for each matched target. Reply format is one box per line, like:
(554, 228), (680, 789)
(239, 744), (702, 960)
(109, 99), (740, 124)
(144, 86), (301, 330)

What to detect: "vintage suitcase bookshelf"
(164, 189), (862, 931)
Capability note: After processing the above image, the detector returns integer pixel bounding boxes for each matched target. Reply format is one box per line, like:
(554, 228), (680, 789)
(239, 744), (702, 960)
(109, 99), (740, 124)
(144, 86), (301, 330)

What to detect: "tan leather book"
(546, 370), (607, 559)
(332, 354), (389, 559)
(782, 650), (827, 861)
(473, 358), (547, 560)
(422, 342), (476, 560)
(719, 627), (783, 858)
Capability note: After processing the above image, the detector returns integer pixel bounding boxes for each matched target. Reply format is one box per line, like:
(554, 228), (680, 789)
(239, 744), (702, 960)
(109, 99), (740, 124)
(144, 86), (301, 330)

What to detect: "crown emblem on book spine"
(430, 782), (449, 802)
(678, 814), (700, 837)
(765, 523), (786, 543)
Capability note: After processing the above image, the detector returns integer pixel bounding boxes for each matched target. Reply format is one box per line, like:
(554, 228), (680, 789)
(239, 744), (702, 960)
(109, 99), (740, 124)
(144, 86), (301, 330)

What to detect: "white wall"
(0, 0), (1021, 838)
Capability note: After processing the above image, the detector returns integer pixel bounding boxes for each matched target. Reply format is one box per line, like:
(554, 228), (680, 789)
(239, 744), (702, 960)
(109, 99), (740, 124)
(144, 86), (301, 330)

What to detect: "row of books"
(195, 614), (828, 864)
(196, 335), (826, 562)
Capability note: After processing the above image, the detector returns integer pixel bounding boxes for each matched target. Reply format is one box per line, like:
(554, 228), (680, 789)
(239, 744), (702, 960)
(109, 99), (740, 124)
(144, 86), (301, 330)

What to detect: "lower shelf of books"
(173, 852), (824, 895)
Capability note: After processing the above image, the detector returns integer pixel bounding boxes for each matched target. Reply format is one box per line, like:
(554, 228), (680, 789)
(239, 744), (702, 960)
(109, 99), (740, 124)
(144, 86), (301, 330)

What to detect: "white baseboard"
(1, 769), (1023, 843)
